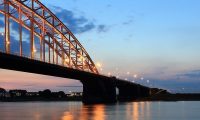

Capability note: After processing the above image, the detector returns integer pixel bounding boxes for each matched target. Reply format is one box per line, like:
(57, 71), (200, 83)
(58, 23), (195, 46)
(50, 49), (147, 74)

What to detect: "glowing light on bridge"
(6, 40), (10, 45)
(108, 72), (111, 76)
(134, 74), (137, 78)
(33, 47), (37, 53)
(96, 62), (102, 68)
(65, 58), (70, 63)
(147, 80), (150, 83)
(0, 32), (4, 36)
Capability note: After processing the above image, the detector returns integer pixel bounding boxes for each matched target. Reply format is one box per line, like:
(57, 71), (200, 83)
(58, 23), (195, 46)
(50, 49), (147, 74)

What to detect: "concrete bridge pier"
(81, 77), (117, 104)
(117, 81), (150, 101)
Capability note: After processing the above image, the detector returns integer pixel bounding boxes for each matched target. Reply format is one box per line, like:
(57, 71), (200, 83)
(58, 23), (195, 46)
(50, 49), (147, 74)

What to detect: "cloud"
(50, 6), (110, 34)
(0, 5), (109, 43)
(50, 6), (96, 34)
(148, 79), (200, 93)
(122, 19), (134, 25)
(23, 84), (37, 87)
(106, 4), (112, 8)
(0, 33), (30, 55)
(178, 70), (200, 79)
(97, 25), (109, 33)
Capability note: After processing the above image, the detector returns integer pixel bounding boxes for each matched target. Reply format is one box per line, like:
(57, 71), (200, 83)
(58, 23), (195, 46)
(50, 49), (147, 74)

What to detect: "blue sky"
(1, 0), (200, 93)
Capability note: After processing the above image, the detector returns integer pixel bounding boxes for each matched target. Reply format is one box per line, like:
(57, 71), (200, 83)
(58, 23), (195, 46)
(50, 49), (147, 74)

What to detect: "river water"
(0, 101), (199, 120)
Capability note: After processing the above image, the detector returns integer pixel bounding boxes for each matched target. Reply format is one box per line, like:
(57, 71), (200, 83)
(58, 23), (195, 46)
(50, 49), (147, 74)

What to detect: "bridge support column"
(117, 83), (150, 101)
(81, 77), (117, 104)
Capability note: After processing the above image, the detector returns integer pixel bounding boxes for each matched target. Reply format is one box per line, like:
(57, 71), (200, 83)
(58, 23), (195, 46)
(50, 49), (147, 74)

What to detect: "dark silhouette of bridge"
(0, 0), (150, 104)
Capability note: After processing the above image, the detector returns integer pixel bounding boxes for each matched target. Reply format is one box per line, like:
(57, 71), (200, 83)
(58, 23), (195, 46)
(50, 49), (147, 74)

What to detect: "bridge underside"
(0, 52), (150, 104)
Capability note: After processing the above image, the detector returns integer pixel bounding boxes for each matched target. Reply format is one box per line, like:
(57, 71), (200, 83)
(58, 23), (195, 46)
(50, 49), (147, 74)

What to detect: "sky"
(1, 0), (200, 93)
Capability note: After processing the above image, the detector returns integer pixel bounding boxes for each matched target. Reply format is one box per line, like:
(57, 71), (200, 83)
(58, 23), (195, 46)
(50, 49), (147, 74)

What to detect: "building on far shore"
(26, 92), (39, 97)
(0, 87), (83, 100)
(0, 88), (6, 97)
(67, 92), (83, 97)
(9, 90), (27, 97)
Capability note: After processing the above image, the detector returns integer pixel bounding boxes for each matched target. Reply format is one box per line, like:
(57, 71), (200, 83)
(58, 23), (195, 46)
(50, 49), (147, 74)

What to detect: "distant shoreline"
(1, 93), (200, 102)
(136, 93), (200, 102)
(0, 97), (82, 102)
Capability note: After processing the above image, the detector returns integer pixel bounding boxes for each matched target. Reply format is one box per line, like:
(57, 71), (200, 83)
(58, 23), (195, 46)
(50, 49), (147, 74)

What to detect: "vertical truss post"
(68, 35), (71, 67)
(56, 44), (58, 64)
(61, 27), (64, 66)
(19, 4), (22, 56)
(52, 37), (55, 64)
(40, 33), (42, 61)
(43, 36), (45, 62)
(81, 50), (84, 70)
(48, 36), (50, 63)
(30, 0), (34, 59)
(52, 19), (55, 64)
(4, 0), (10, 54)
(42, 8), (45, 62)
(76, 43), (78, 67)
(39, 37), (42, 61)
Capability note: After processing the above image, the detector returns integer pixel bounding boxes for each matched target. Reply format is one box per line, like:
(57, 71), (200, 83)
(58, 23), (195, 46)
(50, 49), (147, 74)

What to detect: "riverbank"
(0, 96), (82, 102)
(1, 93), (200, 102)
(137, 93), (200, 101)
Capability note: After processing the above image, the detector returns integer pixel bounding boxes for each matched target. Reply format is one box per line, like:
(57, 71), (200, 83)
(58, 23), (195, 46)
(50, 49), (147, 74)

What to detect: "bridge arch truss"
(0, 0), (98, 74)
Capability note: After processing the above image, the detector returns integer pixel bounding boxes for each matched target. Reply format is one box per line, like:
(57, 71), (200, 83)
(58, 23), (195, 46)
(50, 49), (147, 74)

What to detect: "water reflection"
(62, 112), (73, 120)
(92, 104), (105, 120)
(133, 102), (139, 120)
(0, 101), (200, 120)
(61, 104), (105, 120)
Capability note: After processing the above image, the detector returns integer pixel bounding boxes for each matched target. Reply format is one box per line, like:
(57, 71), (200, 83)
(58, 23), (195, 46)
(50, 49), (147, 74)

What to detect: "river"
(0, 101), (200, 120)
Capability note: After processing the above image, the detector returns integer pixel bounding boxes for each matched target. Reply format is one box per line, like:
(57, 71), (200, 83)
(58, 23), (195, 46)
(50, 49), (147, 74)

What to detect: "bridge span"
(0, 52), (150, 104)
(0, 0), (150, 104)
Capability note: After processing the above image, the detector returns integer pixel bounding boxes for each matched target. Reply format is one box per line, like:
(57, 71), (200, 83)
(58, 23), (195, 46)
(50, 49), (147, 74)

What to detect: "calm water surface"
(0, 101), (200, 120)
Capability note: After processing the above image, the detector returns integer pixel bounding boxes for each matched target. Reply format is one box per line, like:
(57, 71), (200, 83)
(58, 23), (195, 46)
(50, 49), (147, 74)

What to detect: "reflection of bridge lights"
(141, 77), (144, 80)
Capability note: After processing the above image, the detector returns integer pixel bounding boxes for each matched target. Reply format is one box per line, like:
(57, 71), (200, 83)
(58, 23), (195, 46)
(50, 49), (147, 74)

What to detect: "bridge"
(0, 0), (150, 104)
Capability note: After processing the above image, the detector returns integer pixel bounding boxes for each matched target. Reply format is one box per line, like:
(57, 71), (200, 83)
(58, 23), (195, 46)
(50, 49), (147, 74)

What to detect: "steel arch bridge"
(0, 0), (98, 74)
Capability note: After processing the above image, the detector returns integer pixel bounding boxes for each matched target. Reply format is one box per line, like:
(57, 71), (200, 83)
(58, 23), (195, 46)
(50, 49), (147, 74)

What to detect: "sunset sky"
(1, 0), (200, 93)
